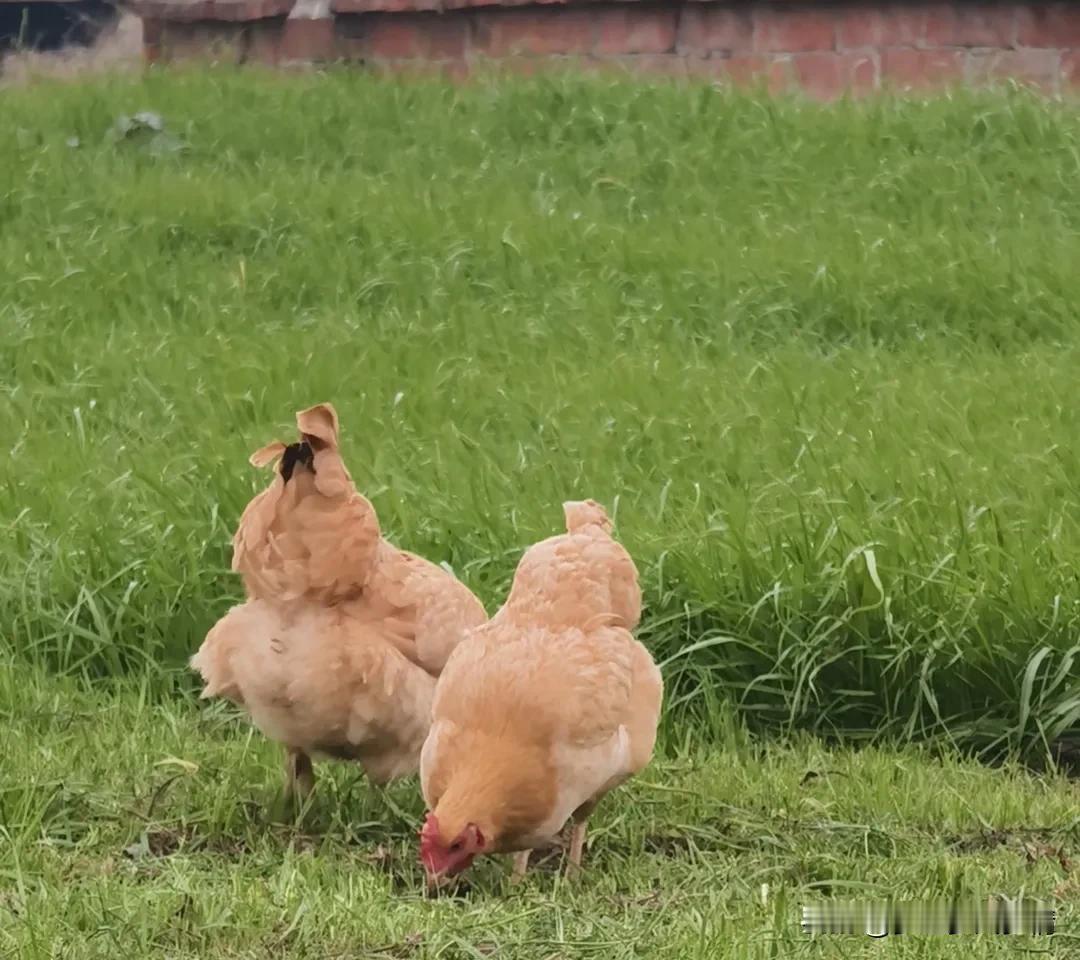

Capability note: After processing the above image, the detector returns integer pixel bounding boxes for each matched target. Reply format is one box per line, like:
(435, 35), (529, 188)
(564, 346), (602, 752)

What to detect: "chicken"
(418, 499), (662, 884)
(190, 402), (487, 800)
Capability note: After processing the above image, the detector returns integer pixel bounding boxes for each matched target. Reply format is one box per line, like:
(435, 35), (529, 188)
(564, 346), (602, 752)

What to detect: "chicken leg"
(284, 747), (315, 803)
(510, 850), (531, 883)
(563, 794), (600, 876)
(567, 820), (587, 872)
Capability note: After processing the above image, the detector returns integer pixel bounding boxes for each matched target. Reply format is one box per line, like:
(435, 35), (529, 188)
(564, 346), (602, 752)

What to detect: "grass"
(3, 654), (1078, 958)
(2, 71), (1080, 756)
(2, 68), (1080, 956)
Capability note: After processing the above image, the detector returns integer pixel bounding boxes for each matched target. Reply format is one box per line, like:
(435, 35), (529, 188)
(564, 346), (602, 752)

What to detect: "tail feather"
(279, 440), (315, 483)
(563, 499), (613, 535)
(191, 613), (245, 703)
(296, 403), (340, 449)
(249, 441), (287, 469)
(232, 402), (378, 600)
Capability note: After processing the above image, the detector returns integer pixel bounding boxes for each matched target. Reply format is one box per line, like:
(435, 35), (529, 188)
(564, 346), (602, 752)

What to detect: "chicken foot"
(509, 819), (589, 884)
(284, 747), (315, 803)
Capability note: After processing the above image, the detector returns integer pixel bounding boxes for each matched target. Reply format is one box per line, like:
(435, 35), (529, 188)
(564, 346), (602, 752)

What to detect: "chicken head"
(420, 813), (486, 885)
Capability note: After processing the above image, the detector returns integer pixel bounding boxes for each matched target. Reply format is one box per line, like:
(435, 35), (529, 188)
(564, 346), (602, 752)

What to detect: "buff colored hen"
(191, 403), (487, 799)
(419, 500), (662, 885)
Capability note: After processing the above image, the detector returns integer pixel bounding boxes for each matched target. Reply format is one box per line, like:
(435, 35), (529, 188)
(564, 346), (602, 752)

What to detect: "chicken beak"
(423, 869), (451, 894)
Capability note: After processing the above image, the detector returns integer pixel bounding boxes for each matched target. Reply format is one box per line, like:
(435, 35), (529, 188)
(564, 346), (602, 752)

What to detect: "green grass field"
(2, 71), (1080, 957)
(3, 653), (1078, 958)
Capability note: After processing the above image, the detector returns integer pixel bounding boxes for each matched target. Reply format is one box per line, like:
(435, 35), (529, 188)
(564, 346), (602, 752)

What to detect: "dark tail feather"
(280, 440), (315, 483)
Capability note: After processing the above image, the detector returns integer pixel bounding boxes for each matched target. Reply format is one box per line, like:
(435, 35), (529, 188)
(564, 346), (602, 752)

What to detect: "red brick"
(361, 13), (466, 60)
(1016, 3), (1080, 49)
(246, 18), (282, 63)
(448, 0), (546, 6)
(852, 50), (878, 92)
(280, 15), (336, 61)
(677, 6), (753, 54)
(753, 5), (835, 53)
(836, 5), (925, 49)
(444, 57), (471, 81)
(386, 0), (529, 8)
(693, 53), (793, 94)
(881, 47), (965, 88)
(792, 51), (877, 99)
(613, 53), (688, 76)
(142, 15), (163, 62)
(924, 2), (1016, 48)
(142, 16), (162, 45)
(132, 0), (291, 23)
(450, 0), (581, 7)
(593, 6), (677, 56)
(336, 0), (440, 10)
(372, 57), (469, 80)
(472, 55), (566, 76)
(471, 8), (594, 58)
(585, 54), (688, 78)
(1063, 50), (1080, 86)
(967, 48), (1061, 92)
(159, 21), (248, 62)
(339, 0), (538, 8)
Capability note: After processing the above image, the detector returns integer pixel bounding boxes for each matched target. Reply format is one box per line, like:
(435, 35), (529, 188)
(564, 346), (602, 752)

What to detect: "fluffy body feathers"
(420, 500), (662, 880)
(191, 403), (487, 791)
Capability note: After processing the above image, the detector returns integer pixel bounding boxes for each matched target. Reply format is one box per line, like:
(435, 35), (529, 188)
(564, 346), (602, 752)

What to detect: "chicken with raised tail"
(191, 403), (487, 800)
(418, 499), (662, 885)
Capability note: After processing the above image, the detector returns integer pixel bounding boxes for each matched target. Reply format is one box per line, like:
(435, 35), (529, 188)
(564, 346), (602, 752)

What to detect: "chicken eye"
(449, 840), (463, 852)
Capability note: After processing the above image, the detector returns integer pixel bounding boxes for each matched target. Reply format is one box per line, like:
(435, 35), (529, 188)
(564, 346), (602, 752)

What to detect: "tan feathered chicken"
(419, 500), (662, 884)
(191, 403), (487, 799)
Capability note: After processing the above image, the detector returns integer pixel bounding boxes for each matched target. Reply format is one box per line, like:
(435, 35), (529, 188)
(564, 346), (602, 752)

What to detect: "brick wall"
(134, 1), (1080, 97)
